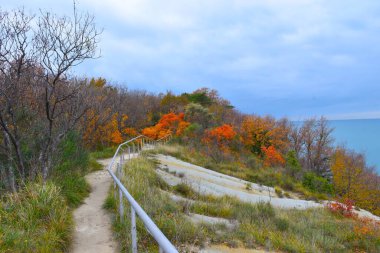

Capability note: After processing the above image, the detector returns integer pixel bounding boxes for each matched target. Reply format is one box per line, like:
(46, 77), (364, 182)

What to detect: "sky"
(2, 0), (380, 120)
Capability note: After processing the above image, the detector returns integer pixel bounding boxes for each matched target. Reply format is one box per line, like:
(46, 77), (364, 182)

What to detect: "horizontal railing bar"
(106, 134), (176, 253)
(106, 134), (157, 174)
(107, 161), (177, 253)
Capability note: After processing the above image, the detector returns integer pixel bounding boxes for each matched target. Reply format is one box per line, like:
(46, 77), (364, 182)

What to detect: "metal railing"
(106, 134), (176, 253)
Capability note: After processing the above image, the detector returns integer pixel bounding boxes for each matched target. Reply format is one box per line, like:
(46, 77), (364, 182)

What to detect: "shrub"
(280, 177), (295, 191)
(285, 151), (301, 178)
(274, 217), (289, 231)
(233, 202), (275, 223)
(302, 172), (334, 194)
(326, 199), (355, 218)
(173, 183), (196, 198)
(274, 186), (283, 198)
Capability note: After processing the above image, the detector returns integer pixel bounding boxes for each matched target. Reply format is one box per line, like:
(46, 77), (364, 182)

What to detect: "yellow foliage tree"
(83, 111), (136, 148)
(331, 148), (379, 215)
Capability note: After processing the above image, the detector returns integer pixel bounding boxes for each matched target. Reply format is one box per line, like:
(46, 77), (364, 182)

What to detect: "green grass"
(0, 132), (105, 252)
(90, 146), (117, 159)
(89, 156), (103, 172)
(51, 132), (105, 207)
(0, 182), (73, 253)
(107, 153), (380, 253)
(54, 172), (91, 208)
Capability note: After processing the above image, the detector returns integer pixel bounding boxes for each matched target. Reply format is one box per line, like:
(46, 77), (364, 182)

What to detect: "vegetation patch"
(0, 132), (99, 252)
(105, 155), (211, 252)
(149, 144), (331, 200)
(90, 146), (118, 160)
(107, 154), (380, 253)
(0, 182), (73, 253)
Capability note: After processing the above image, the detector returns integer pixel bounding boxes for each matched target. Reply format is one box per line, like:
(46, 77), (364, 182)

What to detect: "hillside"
(104, 151), (380, 252)
(1, 6), (379, 253)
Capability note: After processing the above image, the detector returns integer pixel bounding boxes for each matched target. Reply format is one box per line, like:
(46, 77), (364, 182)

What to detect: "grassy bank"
(0, 182), (73, 252)
(106, 153), (380, 252)
(0, 133), (104, 252)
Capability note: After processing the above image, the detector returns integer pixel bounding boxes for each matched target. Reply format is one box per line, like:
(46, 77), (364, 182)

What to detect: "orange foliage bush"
(110, 130), (123, 144)
(353, 218), (380, 238)
(261, 146), (285, 167)
(240, 116), (290, 155)
(205, 124), (236, 142)
(202, 124), (236, 153)
(123, 127), (138, 137)
(142, 112), (190, 139)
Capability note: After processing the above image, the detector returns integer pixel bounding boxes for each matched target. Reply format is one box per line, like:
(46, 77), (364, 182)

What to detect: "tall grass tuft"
(0, 182), (73, 253)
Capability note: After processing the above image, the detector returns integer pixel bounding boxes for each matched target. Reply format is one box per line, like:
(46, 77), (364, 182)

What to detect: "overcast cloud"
(2, 0), (380, 119)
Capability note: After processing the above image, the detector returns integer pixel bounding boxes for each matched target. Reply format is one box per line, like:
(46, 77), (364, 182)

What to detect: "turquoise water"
(329, 119), (379, 173)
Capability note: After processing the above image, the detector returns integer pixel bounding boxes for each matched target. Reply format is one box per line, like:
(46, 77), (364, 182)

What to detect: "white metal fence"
(106, 134), (177, 253)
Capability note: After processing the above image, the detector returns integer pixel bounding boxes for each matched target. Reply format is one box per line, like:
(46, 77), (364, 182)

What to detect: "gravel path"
(70, 157), (118, 253)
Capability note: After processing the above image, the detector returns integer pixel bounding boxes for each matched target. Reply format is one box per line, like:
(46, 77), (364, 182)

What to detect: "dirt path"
(70, 157), (118, 253)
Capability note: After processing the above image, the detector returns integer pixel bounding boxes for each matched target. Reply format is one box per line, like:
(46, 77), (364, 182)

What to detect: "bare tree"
(0, 5), (100, 189)
(35, 5), (100, 180)
(289, 122), (304, 158)
(289, 117), (334, 177)
(0, 9), (36, 190)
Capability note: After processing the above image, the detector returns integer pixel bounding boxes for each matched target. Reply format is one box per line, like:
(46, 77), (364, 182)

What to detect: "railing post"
(115, 162), (120, 199)
(119, 186), (124, 222)
(128, 146), (131, 160)
(120, 155), (123, 177)
(114, 178), (117, 200)
(159, 247), (164, 253)
(131, 207), (137, 253)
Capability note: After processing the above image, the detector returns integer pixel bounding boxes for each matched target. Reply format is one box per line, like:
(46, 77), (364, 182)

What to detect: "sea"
(328, 119), (380, 174)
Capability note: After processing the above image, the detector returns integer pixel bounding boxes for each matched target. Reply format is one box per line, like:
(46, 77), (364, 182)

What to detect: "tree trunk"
(39, 151), (50, 182)
(5, 165), (17, 193)
(2, 131), (17, 192)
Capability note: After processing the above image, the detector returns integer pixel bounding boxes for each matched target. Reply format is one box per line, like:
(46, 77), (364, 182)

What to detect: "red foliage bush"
(326, 199), (356, 218)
